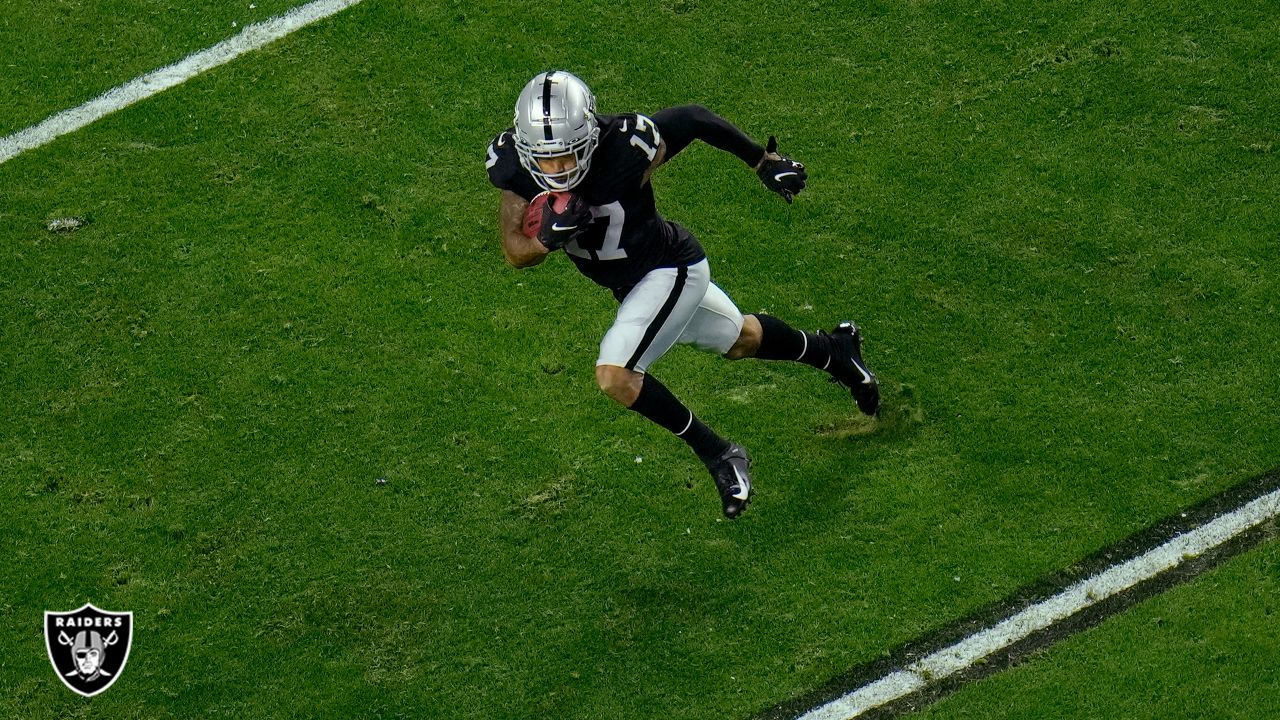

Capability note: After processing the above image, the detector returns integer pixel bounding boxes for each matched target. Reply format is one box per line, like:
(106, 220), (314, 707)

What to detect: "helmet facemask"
(513, 71), (599, 191)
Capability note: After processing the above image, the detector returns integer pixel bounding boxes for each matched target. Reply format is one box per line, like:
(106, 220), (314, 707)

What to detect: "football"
(521, 191), (577, 239)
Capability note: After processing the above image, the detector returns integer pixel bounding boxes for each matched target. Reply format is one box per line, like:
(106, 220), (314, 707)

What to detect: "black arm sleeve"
(651, 105), (766, 167)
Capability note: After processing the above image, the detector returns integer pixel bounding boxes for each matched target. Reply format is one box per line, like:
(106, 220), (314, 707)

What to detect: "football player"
(486, 70), (880, 519)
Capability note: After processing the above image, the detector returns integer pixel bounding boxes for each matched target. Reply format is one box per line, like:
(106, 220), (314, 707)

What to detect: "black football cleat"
(826, 321), (881, 416)
(706, 443), (753, 519)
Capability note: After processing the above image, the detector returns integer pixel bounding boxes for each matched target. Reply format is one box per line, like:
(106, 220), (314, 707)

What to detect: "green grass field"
(918, 537), (1280, 719)
(2, 1), (1278, 718)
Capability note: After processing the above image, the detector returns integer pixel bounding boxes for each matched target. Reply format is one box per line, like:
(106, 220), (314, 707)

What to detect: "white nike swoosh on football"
(551, 223), (578, 232)
(732, 465), (751, 500)
(773, 171), (798, 181)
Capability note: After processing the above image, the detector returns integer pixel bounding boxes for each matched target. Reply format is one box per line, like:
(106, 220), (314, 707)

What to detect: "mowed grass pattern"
(2, 1), (1277, 718)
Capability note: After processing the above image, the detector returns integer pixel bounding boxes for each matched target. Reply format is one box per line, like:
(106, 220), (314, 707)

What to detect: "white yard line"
(0, 0), (366, 165)
(799, 487), (1280, 720)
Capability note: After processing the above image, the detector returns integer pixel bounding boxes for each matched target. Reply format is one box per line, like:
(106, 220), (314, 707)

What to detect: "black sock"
(753, 314), (833, 370)
(628, 374), (729, 465)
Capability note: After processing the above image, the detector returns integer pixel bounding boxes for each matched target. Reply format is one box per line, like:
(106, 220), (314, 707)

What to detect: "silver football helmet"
(512, 71), (599, 191)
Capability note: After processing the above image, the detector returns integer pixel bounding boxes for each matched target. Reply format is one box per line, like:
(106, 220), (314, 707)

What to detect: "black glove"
(755, 136), (807, 203)
(537, 193), (593, 251)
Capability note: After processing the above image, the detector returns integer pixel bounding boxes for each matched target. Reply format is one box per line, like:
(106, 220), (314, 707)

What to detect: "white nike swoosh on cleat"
(550, 223), (578, 232)
(773, 171), (798, 182)
(731, 465), (751, 500)
(853, 362), (874, 385)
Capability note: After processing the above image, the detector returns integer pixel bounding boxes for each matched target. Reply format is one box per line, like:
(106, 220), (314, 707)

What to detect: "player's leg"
(596, 364), (722, 467)
(596, 260), (751, 518)
(676, 286), (815, 367)
(751, 313), (881, 416)
(676, 283), (881, 416)
(596, 262), (704, 401)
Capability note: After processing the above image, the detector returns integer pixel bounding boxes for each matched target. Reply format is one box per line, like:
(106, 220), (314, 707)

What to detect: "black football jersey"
(486, 113), (706, 292)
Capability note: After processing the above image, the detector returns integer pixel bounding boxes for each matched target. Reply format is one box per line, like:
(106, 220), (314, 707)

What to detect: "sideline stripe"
(0, 0), (366, 165)
(782, 473), (1280, 720)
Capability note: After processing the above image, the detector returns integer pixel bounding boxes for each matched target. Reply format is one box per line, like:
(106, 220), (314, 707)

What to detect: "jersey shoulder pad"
(595, 114), (662, 185)
(613, 112), (662, 162)
(485, 129), (540, 200)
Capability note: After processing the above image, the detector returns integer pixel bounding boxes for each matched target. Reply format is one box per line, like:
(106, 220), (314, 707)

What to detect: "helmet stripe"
(541, 72), (556, 141)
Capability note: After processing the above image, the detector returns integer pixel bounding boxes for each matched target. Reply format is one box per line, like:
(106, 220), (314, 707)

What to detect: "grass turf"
(916, 536), (1280, 719)
(0, 0), (304, 135)
(1, 0), (1277, 718)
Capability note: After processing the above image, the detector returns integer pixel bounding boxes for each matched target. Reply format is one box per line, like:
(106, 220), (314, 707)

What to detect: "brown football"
(521, 191), (577, 239)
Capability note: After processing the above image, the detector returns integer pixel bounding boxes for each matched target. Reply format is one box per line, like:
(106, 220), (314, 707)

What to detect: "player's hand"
(755, 136), (807, 203)
(537, 193), (593, 250)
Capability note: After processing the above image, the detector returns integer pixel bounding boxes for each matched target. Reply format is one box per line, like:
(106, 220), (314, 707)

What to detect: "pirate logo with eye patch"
(45, 604), (133, 697)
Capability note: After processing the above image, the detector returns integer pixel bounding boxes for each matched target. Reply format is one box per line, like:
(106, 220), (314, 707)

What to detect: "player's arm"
(651, 105), (807, 202)
(498, 190), (550, 268)
(651, 104), (765, 166)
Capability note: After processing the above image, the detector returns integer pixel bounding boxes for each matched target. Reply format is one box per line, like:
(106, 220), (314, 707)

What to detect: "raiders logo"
(44, 603), (133, 697)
